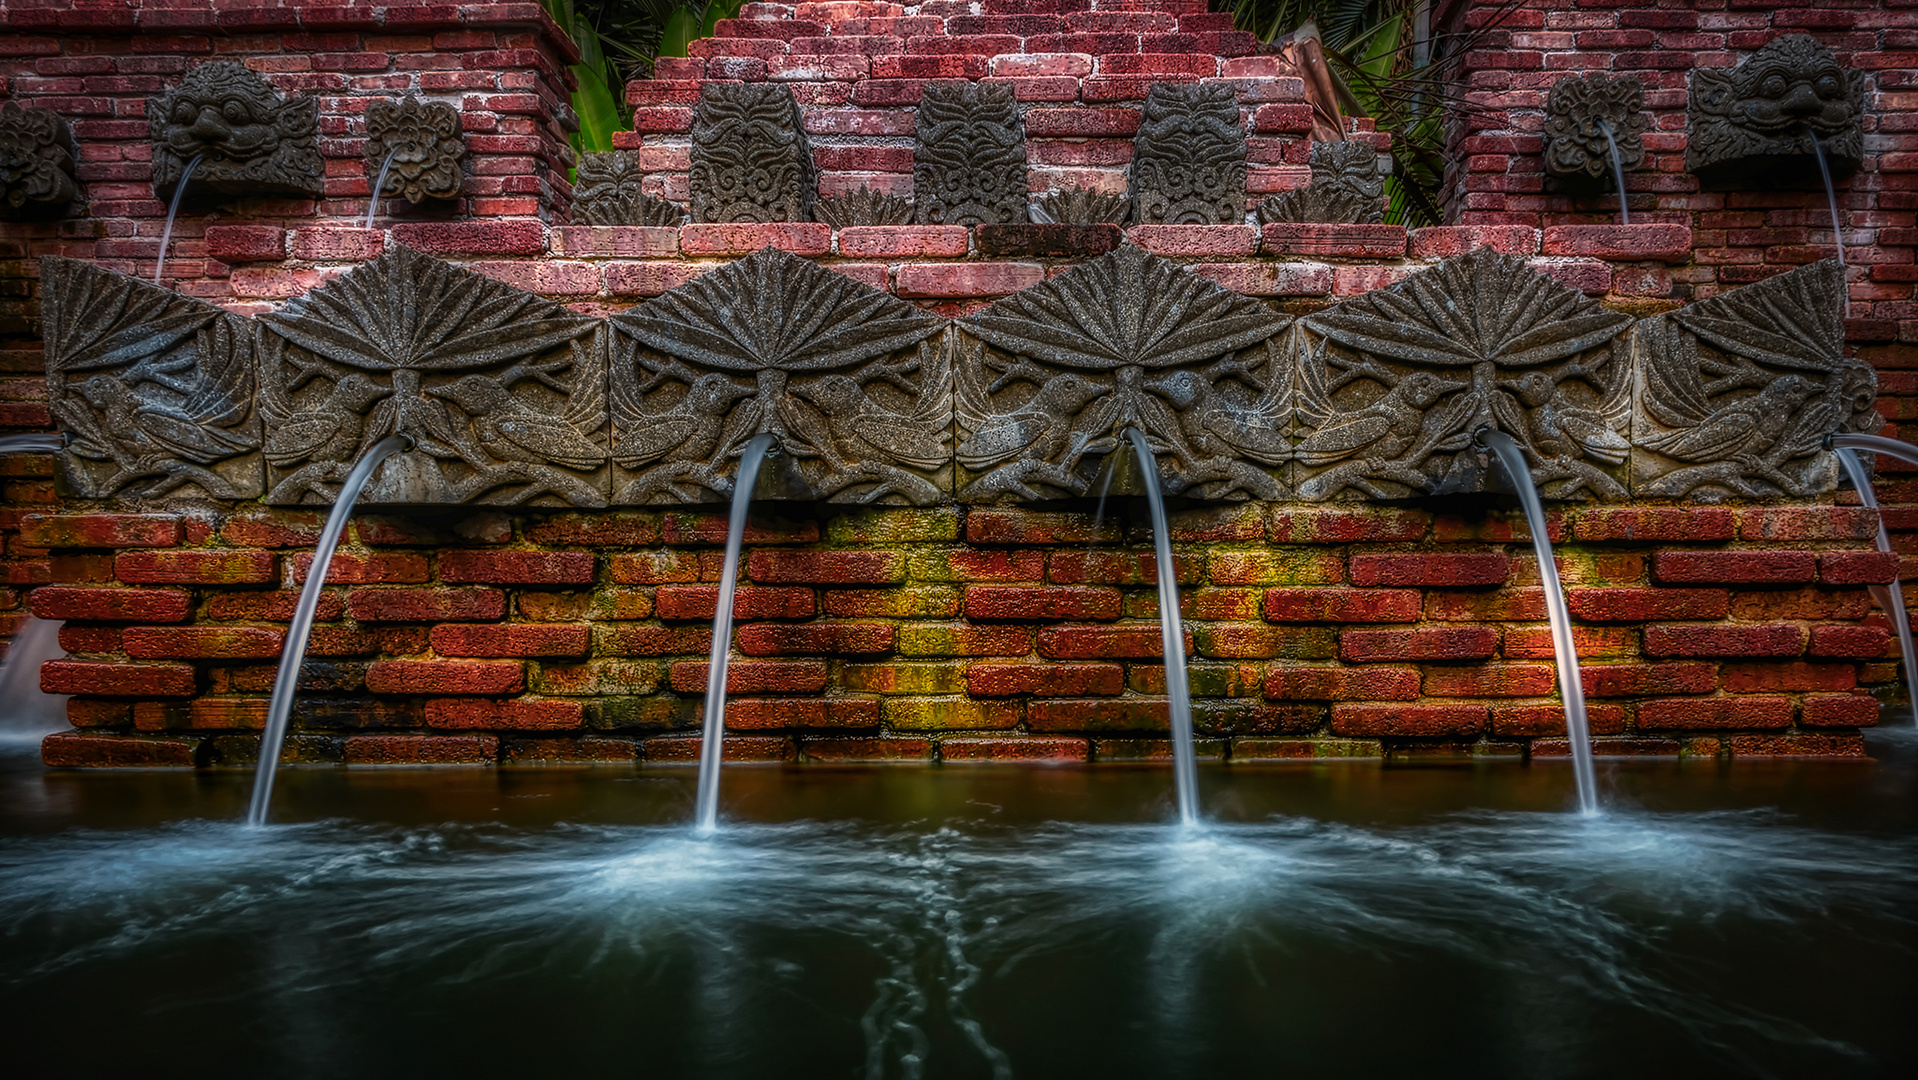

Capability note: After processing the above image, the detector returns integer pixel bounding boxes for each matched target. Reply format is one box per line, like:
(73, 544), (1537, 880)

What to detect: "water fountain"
(151, 153), (202, 287)
(1122, 427), (1200, 827)
(1809, 134), (1848, 316)
(1595, 118), (1630, 226)
(1831, 432), (1918, 728)
(0, 433), (63, 455)
(365, 147), (397, 229)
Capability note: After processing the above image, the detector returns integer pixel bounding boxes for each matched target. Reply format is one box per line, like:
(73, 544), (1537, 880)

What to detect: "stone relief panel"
(1130, 83), (1247, 226)
(1294, 248), (1634, 501)
(1634, 259), (1873, 500)
(688, 83), (816, 224)
(913, 82), (1028, 227)
(1542, 74), (1650, 181)
(608, 247), (950, 505)
(149, 60), (324, 203)
(0, 103), (80, 219)
(364, 96), (465, 204)
(39, 256), (262, 501)
(573, 150), (687, 225)
(814, 185), (912, 228)
(1688, 34), (1865, 176)
(1255, 140), (1384, 225)
(258, 245), (607, 507)
(1030, 187), (1130, 226)
(956, 244), (1293, 502)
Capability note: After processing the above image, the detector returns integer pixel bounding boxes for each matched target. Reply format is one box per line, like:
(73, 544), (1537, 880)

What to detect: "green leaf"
(571, 63), (624, 154)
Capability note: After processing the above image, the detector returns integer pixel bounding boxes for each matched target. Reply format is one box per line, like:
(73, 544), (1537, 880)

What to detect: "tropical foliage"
(539, 1), (744, 155)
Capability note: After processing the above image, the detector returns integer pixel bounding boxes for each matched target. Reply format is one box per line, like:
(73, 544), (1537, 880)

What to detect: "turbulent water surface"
(2, 740), (1915, 1079)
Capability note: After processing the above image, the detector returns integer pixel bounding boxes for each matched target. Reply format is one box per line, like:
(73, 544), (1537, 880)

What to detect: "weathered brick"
(364, 660), (524, 695)
(425, 698), (585, 730)
(123, 626), (285, 659)
(343, 734), (500, 764)
(1808, 624), (1892, 658)
(116, 550), (276, 584)
(669, 660), (829, 694)
(1341, 627), (1500, 662)
(1644, 623), (1804, 658)
(655, 585), (815, 620)
(41, 660), (196, 697)
(749, 550), (905, 584)
(1423, 664), (1556, 698)
(1263, 587), (1420, 622)
(940, 735), (1087, 761)
(894, 622), (1032, 656)
(42, 733), (198, 767)
(735, 622), (895, 655)
(290, 551), (430, 585)
(20, 514), (180, 549)
(1637, 696), (1793, 730)
(966, 662), (1124, 697)
(1330, 703), (1487, 737)
(1652, 551), (1817, 584)
(440, 551), (596, 584)
(1573, 507), (1734, 541)
(1580, 662), (1717, 696)
(30, 586), (190, 622)
(1348, 553), (1509, 587)
(1038, 624), (1190, 659)
(1263, 665), (1420, 701)
(964, 585), (1121, 620)
(429, 624), (590, 658)
(347, 587), (505, 622)
(1566, 588), (1729, 622)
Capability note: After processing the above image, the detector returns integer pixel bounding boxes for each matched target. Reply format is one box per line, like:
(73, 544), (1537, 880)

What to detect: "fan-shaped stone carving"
(608, 247), (950, 505)
(1542, 74), (1650, 181)
(39, 257), (262, 501)
(149, 60), (323, 202)
(1031, 187), (1130, 226)
(1256, 141), (1384, 225)
(913, 83), (1028, 227)
(1634, 259), (1872, 500)
(688, 83), (815, 224)
(1131, 83), (1247, 226)
(1688, 34), (1864, 177)
(573, 150), (686, 225)
(955, 244), (1293, 502)
(257, 245), (606, 507)
(0, 103), (80, 219)
(365, 95), (465, 204)
(814, 185), (912, 228)
(1294, 248), (1634, 501)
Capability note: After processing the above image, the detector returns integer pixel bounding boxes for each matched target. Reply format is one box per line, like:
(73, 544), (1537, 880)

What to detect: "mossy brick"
(1027, 697), (1175, 731)
(1808, 624), (1893, 658)
(1127, 662), (1263, 697)
(133, 698), (267, 731)
(655, 585), (815, 620)
(1566, 587), (1728, 622)
(610, 551), (710, 584)
(724, 697), (881, 730)
(1193, 623), (1339, 660)
(1038, 624), (1192, 659)
(1736, 507), (1879, 541)
(1722, 662), (1856, 693)
(1488, 703), (1628, 737)
(204, 733), (344, 767)
(1503, 626), (1638, 659)
(58, 625), (122, 653)
(826, 507), (962, 544)
(566, 590), (659, 621)
(593, 624), (713, 656)
(1636, 696), (1794, 730)
(1731, 588), (1870, 621)
(364, 660), (524, 695)
(894, 622), (1032, 656)
(1341, 627), (1499, 662)
(440, 551), (596, 584)
(824, 586), (963, 618)
(1532, 737), (1683, 758)
(1652, 551), (1817, 584)
(966, 508), (1119, 545)
(1230, 737), (1383, 760)
(1644, 623), (1803, 658)
(41, 660), (196, 697)
(1431, 513), (1561, 544)
(1800, 694), (1879, 727)
(669, 660), (829, 694)
(429, 624), (591, 658)
(843, 663), (968, 695)
(123, 626), (286, 659)
(1821, 552), (1900, 585)
(66, 698), (132, 728)
(940, 735), (1086, 761)
(967, 662), (1124, 697)
(1264, 665), (1421, 701)
(115, 550), (276, 584)
(748, 550), (906, 584)
(884, 696), (1020, 731)
(347, 587), (506, 622)
(1184, 588), (1263, 620)
(1422, 663), (1557, 698)
(1573, 507), (1734, 541)
(42, 733), (199, 768)
(1330, 703), (1487, 737)
(530, 660), (665, 696)
(293, 698), (424, 731)
(390, 221), (545, 256)
(501, 737), (644, 763)
(31, 586), (190, 622)
(424, 698), (586, 730)
(1579, 662), (1718, 696)
(641, 734), (794, 762)
(1206, 550), (1342, 586)
(1423, 588), (1548, 622)
(660, 512), (820, 546)
(1263, 587), (1421, 623)
(1268, 508), (1428, 543)
(964, 585), (1121, 620)
(1092, 737), (1231, 762)
(1726, 733), (1865, 758)
(1161, 504), (1266, 542)
(735, 622), (895, 656)
(1348, 553), (1509, 587)
(290, 551), (431, 585)
(522, 513), (663, 547)
(801, 737), (937, 761)
(342, 734), (501, 764)
(588, 695), (697, 731)
(907, 548), (1046, 582)
(19, 514), (181, 548)
(1051, 551), (1201, 586)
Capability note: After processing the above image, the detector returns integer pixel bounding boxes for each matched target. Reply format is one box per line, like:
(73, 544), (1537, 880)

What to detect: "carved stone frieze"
(688, 83), (816, 224)
(608, 247), (949, 505)
(1688, 34), (1865, 176)
(814, 185), (912, 228)
(1255, 140), (1384, 225)
(1294, 248), (1634, 501)
(1130, 83), (1247, 226)
(913, 82), (1028, 227)
(39, 257), (262, 501)
(1633, 259), (1872, 500)
(1030, 187), (1130, 226)
(956, 244), (1293, 502)
(258, 245), (607, 507)
(0, 103), (80, 219)
(1542, 74), (1650, 181)
(149, 60), (324, 202)
(364, 95), (465, 204)
(573, 150), (687, 225)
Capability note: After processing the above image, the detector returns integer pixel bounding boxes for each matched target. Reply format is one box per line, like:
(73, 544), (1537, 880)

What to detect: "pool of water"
(3, 733), (1916, 1078)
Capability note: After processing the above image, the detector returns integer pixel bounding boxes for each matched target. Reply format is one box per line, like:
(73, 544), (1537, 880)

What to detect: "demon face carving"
(148, 61), (324, 202)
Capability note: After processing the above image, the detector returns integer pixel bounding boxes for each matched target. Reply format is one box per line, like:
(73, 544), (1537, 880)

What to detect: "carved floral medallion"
(1131, 83), (1248, 226)
(0, 103), (80, 219)
(688, 83), (816, 224)
(913, 83), (1028, 227)
(1542, 73), (1651, 180)
(148, 60), (324, 202)
(364, 95), (465, 204)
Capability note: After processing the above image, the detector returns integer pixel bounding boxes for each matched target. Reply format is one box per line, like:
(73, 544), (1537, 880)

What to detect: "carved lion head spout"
(1688, 35), (1865, 178)
(148, 61), (324, 202)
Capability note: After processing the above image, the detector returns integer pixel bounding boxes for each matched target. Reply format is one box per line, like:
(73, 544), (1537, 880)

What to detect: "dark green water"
(2, 734), (1915, 1079)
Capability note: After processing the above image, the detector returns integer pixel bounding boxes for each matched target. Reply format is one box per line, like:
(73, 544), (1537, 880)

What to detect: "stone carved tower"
(913, 83), (1029, 227)
(688, 83), (816, 224)
(1130, 83), (1248, 226)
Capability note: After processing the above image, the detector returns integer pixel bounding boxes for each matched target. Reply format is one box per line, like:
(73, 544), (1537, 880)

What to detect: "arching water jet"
(152, 153), (203, 288)
(1122, 426), (1199, 826)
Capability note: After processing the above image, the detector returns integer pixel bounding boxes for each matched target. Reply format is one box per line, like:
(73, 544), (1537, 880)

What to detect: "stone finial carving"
(1542, 74), (1650, 180)
(364, 95), (465, 204)
(1634, 259), (1873, 499)
(913, 83), (1028, 227)
(956, 244), (1293, 501)
(1688, 35), (1866, 176)
(1131, 83), (1247, 226)
(1294, 248), (1634, 501)
(814, 185), (912, 228)
(0, 104), (80, 219)
(39, 257), (262, 501)
(148, 60), (324, 202)
(1030, 187), (1130, 226)
(688, 83), (816, 223)
(608, 247), (950, 505)
(573, 151), (687, 225)
(258, 245), (607, 507)
(1255, 140), (1384, 225)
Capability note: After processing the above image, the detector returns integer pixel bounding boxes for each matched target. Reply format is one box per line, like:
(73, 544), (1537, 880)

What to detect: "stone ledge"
(1260, 222), (1408, 257)
(1542, 224), (1694, 264)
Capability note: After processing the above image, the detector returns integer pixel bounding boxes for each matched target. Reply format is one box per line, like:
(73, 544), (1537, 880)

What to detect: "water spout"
(1831, 432), (1918, 728)
(1477, 428), (1599, 815)
(0, 616), (67, 743)
(246, 434), (412, 825)
(153, 154), (203, 288)
(694, 432), (780, 835)
(1809, 134), (1848, 317)
(0, 433), (63, 455)
(1122, 426), (1200, 826)
(365, 147), (398, 230)
(1595, 118), (1630, 227)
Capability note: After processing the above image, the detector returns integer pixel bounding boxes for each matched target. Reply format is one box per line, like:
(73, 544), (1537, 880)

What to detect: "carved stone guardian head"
(913, 82), (1028, 227)
(1131, 83), (1248, 226)
(1256, 140), (1385, 225)
(688, 83), (816, 223)
(0, 103), (80, 219)
(573, 150), (687, 225)
(1688, 34), (1865, 177)
(148, 60), (324, 202)
(364, 95), (466, 204)
(1542, 74), (1651, 180)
